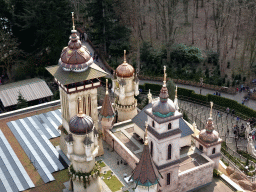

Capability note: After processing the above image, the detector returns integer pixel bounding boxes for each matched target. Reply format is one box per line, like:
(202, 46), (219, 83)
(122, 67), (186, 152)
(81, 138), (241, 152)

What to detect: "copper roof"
(199, 117), (219, 143)
(59, 31), (93, 71)
(46, 63), (108, 85)
(69, 114), (93, 135)
(100, 94), (114, 118)
(116, 63), (134, 78)
(131, 144), (161, 187)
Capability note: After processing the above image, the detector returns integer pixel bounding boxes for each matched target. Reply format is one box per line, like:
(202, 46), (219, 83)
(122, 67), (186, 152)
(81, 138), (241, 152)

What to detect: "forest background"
(1, 0), (256, 88)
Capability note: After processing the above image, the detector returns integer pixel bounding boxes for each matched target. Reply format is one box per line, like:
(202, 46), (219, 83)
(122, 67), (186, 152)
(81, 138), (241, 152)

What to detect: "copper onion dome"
(69, 97), (94, 135)
(58, 12), (93, 72)
(199, 102), (219, 143)
(116, 50), (135, 78)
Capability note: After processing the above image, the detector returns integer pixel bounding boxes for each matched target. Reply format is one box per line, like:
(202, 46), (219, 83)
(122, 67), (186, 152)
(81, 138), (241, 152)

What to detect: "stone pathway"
(179, 99), (253, 151)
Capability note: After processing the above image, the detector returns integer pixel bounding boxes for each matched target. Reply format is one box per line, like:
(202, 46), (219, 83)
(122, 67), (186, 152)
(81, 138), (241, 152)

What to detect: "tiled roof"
(131, 144), (161, 187)
(100, 94), (114, 118)
(179, 118), (194, 138)
(46, 63), (108, 85)
(133, 103), (193, 138)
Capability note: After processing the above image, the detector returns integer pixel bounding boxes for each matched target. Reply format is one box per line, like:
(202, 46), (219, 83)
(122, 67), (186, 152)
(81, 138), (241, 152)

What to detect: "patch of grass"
(100, 171), (123, 192)
(98, 160), (106, 168)
(53, 169), (69, 182)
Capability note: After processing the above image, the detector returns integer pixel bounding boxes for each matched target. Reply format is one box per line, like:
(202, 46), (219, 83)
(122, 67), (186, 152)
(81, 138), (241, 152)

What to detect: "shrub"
(243, 77), (246, 82)
(213, 169), (220, 177)
(190, 92), (208, 102)
(227, 61), (230, 68)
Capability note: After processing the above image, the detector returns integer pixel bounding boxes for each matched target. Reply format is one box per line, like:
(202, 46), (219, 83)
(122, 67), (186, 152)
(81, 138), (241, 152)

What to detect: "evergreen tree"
(10, 0), (72, 64)
(17, 92), (28, 109)
(167, 79), (176, 101)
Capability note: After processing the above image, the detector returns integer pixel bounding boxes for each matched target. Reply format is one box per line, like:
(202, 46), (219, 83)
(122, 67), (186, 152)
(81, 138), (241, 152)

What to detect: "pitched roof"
(46, 63), (108, 85)
(100, 94), (115, 118)
(0, 78), (53, 107)
(131, 144), (161, 187)
(132, 103), (194, 138)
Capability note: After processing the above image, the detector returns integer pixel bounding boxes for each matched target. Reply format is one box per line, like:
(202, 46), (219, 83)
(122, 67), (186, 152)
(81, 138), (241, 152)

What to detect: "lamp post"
(200, 77), (204, 95)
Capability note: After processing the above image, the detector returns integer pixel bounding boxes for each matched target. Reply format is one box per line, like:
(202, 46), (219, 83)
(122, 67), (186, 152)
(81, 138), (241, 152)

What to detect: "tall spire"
(163, 65), (167, 87)
(77, 97), (84, 117)
(210, 101), (213, 119)
(144, 122), (148, 145)
(106, 79), (109, 95)
(175, 86), (178, 98)
(71, 12), (75, 31)
(124, 50), (126, 63)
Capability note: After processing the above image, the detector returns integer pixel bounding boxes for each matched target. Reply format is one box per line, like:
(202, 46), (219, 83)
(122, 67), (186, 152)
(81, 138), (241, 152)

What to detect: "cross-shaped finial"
(71, 12), (75, 30)
(210, 101), (213, 118)
(124, 50), (126, 63)
(175, 86), (178, 98)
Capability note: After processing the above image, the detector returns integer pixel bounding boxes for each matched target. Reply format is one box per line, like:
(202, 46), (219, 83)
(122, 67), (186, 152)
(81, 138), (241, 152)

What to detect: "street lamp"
(200, 77), (204, 95)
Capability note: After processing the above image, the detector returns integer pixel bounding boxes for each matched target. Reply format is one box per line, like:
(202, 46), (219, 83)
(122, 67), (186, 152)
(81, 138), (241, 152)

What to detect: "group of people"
(213, 91), (221, 96)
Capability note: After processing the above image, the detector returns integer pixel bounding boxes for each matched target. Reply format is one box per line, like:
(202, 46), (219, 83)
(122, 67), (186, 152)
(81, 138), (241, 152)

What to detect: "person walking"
(226, 107), (230, 115)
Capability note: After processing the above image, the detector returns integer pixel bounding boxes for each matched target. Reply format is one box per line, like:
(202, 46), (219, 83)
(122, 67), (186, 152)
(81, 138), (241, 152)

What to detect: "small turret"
(173, 86), (179, 111)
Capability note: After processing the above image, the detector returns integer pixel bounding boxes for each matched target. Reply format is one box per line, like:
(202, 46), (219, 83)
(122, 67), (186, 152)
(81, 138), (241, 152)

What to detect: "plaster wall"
(148, 131), (181, 166)
(180, 135), (191, 148)
(175, 155), (214, 192)
(134, 124), (145, 140)
(105, 129), (139, 169)
(158, 165), (180, 192)
(147, 116), (179, 134)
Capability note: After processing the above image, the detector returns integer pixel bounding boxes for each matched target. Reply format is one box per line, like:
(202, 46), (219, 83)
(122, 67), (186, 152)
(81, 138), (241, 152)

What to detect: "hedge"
(139, 82), (256, 118)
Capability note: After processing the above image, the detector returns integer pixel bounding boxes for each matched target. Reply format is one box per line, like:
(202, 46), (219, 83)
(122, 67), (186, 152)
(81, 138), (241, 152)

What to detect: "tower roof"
(69, 97), (94, 135)
(152, 66), (175, 118)
(130, 123), (161, 187)
(100, 79), (115, 118)
(58, 12), (93, 72)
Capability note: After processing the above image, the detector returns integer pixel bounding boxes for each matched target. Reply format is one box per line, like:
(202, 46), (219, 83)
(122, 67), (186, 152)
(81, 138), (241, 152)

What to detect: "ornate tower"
(112, 50), (139, 122)
(145, 66), (183, 192)
(195, 102), (222, 169)
(46, 12), (107, 155)
(130, 123), (162, 192)
(100, 79), (115, 140)
(65, 97), (101, 192)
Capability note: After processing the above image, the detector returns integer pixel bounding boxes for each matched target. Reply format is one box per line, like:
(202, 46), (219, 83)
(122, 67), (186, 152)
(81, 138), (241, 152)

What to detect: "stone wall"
(105, 130), (139, 169)
(175, 155), (214, 192)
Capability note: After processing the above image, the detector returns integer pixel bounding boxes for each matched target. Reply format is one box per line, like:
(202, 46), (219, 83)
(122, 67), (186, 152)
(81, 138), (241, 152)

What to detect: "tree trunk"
(196, 0), (199, 18)
(201, 0), (204, 8)
(183, 0), (189, 24)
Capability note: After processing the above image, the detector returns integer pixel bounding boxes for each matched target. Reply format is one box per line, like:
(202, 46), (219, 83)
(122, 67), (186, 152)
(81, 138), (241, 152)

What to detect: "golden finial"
(106, 79), (108, 95)
(163, 66), (167, 87)
(175, 86), (178, 98)
(71, 12), (75, 30)
(124, 50), (126, 63)
(144, 122), (148, 145)
(210, 101), (213, 119)
(77, 97), (83, 117)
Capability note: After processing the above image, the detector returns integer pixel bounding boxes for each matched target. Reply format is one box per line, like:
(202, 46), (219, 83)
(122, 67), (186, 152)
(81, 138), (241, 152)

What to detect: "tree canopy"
(17, 92), (28, 109)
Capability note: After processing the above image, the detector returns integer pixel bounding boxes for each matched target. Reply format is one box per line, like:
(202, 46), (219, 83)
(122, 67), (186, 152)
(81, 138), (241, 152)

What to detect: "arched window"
(83, 97), (86, 114)
(167, 173), (170, 185)
(168, 144), (172, 160)
(152, 121), (155, 128)
(199, 145), (203, 151)
(150, 141), (153, 157)
(212, 148), (216, 154)
(168, 123), (172, 130)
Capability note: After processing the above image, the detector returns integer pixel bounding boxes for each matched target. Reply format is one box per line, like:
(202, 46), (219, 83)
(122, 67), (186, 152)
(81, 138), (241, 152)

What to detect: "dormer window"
(168, 123), (172, 130)
(152, 121), (155, 128)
